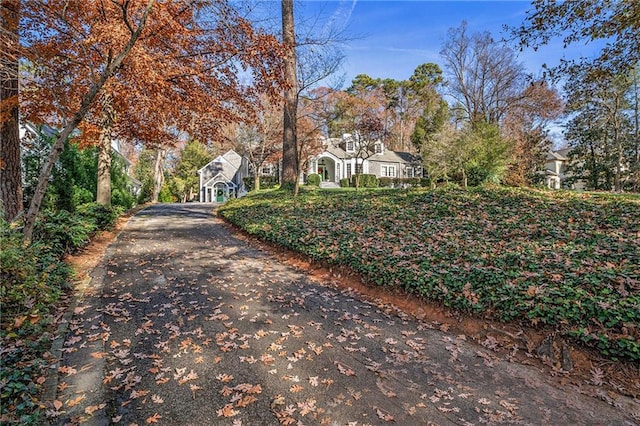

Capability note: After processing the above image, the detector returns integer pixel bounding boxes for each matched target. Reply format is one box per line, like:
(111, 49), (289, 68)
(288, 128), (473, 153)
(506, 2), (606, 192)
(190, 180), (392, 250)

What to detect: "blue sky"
(292, 0), (601, 87)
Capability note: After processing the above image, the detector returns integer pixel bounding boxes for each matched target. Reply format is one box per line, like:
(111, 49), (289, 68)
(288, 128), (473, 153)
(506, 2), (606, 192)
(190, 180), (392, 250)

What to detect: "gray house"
(308, 133), (421, 187)
(197, 150), (248, 202)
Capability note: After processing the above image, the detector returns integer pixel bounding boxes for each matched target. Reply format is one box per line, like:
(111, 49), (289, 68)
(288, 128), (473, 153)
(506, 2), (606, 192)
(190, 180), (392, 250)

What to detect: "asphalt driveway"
(50, 203), (639, 425)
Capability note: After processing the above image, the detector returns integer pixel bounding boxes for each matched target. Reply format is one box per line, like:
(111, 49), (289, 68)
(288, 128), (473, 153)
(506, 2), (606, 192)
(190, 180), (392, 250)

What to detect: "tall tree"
(18, 1), (284, 243)
(628, 65), (640, 191)
(281, 0), (299, 192)
(20, 0), (157, 244)
(236, 96), (283, 191)
(565, 65), (632, 191)
(441, 21), (526, 126)
(151, 148), (167, 203)
(166, 140), (212, 203)
(0, 0), (21, 221)
(513, 0), (640, 76)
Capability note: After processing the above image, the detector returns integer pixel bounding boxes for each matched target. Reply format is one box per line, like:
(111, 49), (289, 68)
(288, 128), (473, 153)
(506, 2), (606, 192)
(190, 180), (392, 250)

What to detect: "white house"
(197, 150), (248, 202)
(544, 147), (586, 190)
(308, 133), (421, 187)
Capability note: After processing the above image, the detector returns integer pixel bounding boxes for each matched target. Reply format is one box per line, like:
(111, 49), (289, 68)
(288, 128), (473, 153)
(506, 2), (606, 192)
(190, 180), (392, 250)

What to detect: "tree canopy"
(513, 0), (640, 76)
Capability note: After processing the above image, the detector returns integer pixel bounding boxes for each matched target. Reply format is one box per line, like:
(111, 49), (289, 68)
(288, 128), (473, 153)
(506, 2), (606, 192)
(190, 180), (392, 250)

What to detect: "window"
(381, 165), (396, 178)
(346, 164), (352, 179)
(355, 163), (363, 175)
(374, 143), (383, 154)
(346, 140), (354, 152)
(406, 167), (414, 178)
(262, 166), (272, 175)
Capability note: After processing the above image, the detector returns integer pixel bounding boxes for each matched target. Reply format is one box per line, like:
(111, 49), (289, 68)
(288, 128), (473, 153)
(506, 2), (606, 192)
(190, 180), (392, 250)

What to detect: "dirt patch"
(221, 216), (640, 403)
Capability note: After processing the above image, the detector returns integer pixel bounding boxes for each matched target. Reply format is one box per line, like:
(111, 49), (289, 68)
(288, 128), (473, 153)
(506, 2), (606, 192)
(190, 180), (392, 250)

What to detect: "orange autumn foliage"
(20, 0), (285, 150)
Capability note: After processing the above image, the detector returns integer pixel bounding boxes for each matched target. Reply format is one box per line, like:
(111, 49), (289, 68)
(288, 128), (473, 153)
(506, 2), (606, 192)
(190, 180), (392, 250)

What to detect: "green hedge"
(352, 174), (379, 188)
(243, 176), (279, 190)
(340, 178), (351, 188)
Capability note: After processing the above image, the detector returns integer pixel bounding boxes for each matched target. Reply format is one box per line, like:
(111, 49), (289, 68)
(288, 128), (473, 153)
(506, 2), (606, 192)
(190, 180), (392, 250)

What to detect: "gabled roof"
(198, 149), (241, 174)
(546, 149), (569, 161)
(202, 172), (237, 188)
(370, 150), (420, 164)
(223, 150), (242, 169)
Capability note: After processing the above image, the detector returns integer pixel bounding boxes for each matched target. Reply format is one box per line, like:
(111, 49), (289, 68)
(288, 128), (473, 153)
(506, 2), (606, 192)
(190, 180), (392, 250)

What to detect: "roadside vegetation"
(0, 131), (130, 424)
(219, 186), (640, 361)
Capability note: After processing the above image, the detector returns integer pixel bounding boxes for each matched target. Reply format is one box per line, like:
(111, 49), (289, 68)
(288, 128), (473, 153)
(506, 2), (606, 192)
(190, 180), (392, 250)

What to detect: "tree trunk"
(96, 127), (112, 206)
(0, 0), (22, 222)
(152, 148), (166, 202)
(254, 169), (261, 191)
(96, 94), (114, 207)
(281, 0), (299, 191)
(22, 0), (157, 245)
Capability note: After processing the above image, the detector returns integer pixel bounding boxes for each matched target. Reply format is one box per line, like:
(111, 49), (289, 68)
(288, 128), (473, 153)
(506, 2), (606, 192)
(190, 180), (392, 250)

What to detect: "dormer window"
(346, 139), (354, 152)
(374, 143), (383, 154)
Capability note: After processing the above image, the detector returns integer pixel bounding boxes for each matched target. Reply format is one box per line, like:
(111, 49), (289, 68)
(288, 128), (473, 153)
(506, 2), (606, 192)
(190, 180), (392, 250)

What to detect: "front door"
(216, 188), (224, 202)
(318, 166), (325, 181)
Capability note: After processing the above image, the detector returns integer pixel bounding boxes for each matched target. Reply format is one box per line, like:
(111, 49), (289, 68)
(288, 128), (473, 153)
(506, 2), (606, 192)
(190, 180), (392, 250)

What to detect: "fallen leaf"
(217, 403), (239, 418)
(216, 373), (234, 383)
(335, 362), (356, 376)
(84, 404), (106, 415)
(66, 394), (85, 407)
(146, 413), (162, 423)
(236, 395), (258, 407)
(375, 407), (395, 422)
(290, 384), (304, 393)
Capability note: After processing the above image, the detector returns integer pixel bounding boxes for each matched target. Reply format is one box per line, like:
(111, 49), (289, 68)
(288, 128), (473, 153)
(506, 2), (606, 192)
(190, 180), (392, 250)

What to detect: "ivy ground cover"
(219, 187), (640, 361)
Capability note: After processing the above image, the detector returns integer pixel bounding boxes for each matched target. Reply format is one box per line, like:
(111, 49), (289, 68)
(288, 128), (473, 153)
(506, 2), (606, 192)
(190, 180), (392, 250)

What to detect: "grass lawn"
(219, 186), (640, 361)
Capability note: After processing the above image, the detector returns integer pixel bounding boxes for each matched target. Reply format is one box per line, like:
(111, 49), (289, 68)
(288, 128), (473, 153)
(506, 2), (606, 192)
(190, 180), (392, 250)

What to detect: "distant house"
(308, 133), (421, 187)
(111, 138), (142, 197)
(19, 122), (141, 197)
(197, 149), (249, 202)
(544, 147), (586, 190)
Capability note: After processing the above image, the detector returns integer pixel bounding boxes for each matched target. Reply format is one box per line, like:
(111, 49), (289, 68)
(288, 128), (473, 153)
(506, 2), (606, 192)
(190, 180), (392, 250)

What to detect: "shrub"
(379, 177), (393, 187)
(112, 188), (135, 210)
(158, 185), (175, 202)
(1, 203), (124, 424)
(352, 174), (378, 188)
(1, 223), (71, 321)
(243, 176), (280, 190)
(340, 178), (351, 188)
(76, 202), (121, 230)
(1, 220), (72, 424)
(306, 174), (321, 186)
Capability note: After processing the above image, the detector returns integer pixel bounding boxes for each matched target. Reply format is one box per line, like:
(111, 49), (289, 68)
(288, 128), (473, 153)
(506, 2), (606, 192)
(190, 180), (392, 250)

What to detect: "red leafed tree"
(19, 0), (284, 243)
(502, 80), (564, 186)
